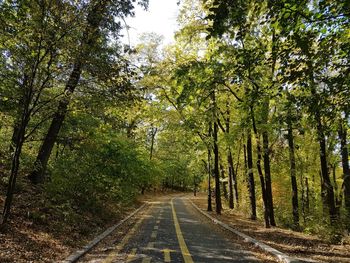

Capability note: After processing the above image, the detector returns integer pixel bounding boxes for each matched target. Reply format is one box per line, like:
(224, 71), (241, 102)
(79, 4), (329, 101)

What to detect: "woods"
(0, 0), (350, 259)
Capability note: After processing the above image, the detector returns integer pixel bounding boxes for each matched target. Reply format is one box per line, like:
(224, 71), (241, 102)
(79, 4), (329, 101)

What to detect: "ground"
(190, 193), (350, 263)
(0, 186), (350, 262)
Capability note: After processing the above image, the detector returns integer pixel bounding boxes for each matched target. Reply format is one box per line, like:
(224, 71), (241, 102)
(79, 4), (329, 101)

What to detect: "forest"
(0, 0), (350, 261)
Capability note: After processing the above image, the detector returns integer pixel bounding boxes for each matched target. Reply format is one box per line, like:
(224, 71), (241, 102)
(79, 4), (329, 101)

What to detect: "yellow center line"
(163, 249), (171, 262)
(142, 241), (154, 263)
(126, 248), (137, 262)
(146, 241), (155, 249)
(103, 207), (149, 263)
(151, 230), (157, 239)
(171, 198), (194, 263)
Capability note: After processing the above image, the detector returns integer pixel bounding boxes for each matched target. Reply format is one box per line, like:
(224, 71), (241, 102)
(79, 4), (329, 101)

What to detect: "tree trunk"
(207, 148), (213, 212)
(305, 56), (337, 223)
(251, 107), (269, 227)
(28, 62), (82, 183)
(28, 1), (108, 184)
(339, 117), (350, 217)
(246, 130), (257, 220)
(213, 120), (222, 214)
(331, 163), (341, 215)
(1, 118), (28, 225)
(9, 122), (20, 153)
(149, 126), (157, 160)
(287, 117), (299, 228)
(263, 131), (276, 226)
(316, 116), (337, 222)
(1, 81), (31, 225)
(227, 148), (234, 209)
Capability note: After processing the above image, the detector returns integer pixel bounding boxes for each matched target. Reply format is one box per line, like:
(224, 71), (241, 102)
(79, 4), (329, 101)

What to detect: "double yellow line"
(171, 198), (194, 263)
(104, 199), (194, 263)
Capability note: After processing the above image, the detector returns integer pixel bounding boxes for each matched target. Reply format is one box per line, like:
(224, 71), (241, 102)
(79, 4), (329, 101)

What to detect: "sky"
(123, 0), (180, 46)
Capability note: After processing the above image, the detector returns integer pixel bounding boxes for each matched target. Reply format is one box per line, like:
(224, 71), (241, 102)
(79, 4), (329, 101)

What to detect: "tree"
(29, 0), (149, 183)
(0, 0), (82, 225)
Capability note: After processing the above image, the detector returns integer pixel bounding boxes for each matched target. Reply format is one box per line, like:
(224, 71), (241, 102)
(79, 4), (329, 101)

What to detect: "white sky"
(123, 0), (180, 46)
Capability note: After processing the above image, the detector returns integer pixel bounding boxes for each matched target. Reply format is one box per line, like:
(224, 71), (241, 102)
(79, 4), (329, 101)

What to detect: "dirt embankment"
(0, 180), (175, 263)
(190, 193), (350, 263)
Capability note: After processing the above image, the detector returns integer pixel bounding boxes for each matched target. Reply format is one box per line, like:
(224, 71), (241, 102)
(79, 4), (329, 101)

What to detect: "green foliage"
(45, 131), (160, 215)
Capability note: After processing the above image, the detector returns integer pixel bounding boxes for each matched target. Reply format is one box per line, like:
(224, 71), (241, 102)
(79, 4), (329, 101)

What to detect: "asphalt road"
(95, 197), (259, 263)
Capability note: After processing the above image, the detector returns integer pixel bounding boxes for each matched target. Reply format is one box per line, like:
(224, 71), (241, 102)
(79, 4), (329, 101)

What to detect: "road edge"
(61, 203), (148, 263)
(187, 198), (305, 263)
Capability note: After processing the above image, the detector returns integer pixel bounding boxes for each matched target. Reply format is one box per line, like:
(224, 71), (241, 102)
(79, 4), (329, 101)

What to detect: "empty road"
(81, 197), (258, 263)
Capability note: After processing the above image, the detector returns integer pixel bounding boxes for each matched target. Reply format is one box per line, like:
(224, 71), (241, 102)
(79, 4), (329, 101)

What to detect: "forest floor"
(190, 193), (350, 263)
(0, 177), (173, 263)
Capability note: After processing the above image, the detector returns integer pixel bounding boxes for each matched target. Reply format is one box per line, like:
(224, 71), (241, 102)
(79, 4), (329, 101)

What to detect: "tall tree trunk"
(2, 74), (31, 225)
(338, 117), (350, 217)
(28, 63), (82, 183)
(227, 149), (234, 209)
(1, 117), (28, 225)
(287, 117), (299, 228)
(207, 124), (213, 212)
(234, 138), (242, 207)
(210, 90), (221, 214)
(227, 149), (239, 208)
(207, 148), (213, 212)
(213, 119), (222, 214)
(251, 106), (269, 227)
(305, 55), (337, 223)
(316, 115), (337, 222)
(246, 130), (257, 220)
(225, 102), (235, 208)
(28, 1), (108, 184)
(262, 130), (275, 226)
(305, 177), (310, 214)
(262, 29), (277, 226)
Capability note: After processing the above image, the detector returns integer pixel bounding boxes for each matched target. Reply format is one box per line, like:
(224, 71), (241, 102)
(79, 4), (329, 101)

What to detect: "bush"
(45, 132), (161, 218)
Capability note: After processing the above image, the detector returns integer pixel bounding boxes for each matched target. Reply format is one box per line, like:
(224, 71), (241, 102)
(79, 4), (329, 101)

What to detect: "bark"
(9, 122), (20, 153)
(207, 148), (213, 212)
(331, 163), (341, 215)
(251, 107), (269, 227)
(287, 117), (299, 228)
(2, 76), (31, 225)
(305, 54), (337, 222)
(224, 102), (237, 208)
(28, 63), (82, 183)
(316, 114), (337, 222)
(227, 149), (234, 209)
(28, 1), (108, 184)
(213, 120), (222, 214)
(262, 130), (276, 226)
(338, 117), (350, 217)
(149, 126), (157, 160)
(228, 149), (239, 208)
(210, 90), (221, 214)
(2, 117), (28, 225)
(261, 29), (276, 226)
(305, 177), (310, 212)
(246, 130), (257, 220)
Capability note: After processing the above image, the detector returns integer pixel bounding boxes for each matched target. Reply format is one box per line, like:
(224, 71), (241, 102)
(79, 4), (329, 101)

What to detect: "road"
(82, 197), (258, 263)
